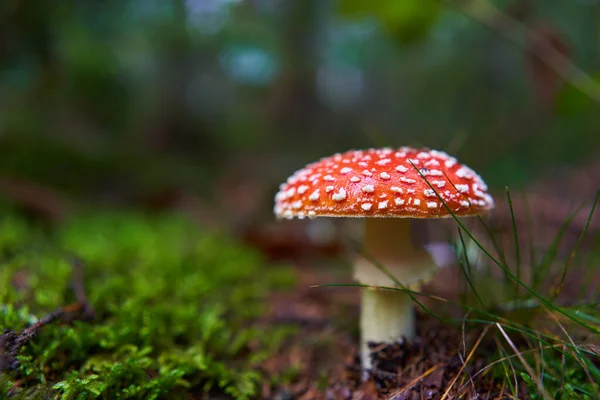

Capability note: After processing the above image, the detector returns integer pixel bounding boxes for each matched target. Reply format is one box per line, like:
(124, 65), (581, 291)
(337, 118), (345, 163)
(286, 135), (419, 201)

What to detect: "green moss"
(0, 212), (296, 399)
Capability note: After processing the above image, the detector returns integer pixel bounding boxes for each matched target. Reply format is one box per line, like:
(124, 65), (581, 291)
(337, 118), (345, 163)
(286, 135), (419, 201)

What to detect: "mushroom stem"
(360, 286), (414, 371)
(354, 218), (436, 371)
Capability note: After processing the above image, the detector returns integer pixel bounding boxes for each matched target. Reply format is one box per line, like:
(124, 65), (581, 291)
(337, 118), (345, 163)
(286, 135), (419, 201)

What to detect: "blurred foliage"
(0, 0), (599, 203)
(0, 212), (295, 399)
(337, 0), (441, 44)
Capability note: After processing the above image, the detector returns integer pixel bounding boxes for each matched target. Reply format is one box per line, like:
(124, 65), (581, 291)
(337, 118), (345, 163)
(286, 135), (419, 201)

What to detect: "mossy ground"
(1, 204), (599, 399)
(0, 211), (296, 399)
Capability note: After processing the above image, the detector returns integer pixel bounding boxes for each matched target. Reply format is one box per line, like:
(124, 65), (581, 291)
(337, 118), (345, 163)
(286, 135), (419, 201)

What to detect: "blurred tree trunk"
(269, 0), (323, 147)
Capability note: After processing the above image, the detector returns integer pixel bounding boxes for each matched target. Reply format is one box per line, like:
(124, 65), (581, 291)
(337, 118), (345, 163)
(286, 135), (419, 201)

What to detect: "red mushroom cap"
(274, 147), (494, 219)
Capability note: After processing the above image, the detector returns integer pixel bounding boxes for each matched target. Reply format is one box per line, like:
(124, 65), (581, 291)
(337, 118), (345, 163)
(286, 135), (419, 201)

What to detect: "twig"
(386, 364), (440, 399)
(0, 256), (94, 374)
(446, 0), (600, 103)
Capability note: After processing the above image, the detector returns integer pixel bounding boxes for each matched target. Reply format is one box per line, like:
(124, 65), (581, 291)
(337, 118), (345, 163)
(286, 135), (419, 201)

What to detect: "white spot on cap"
(297, 185), (309, 194)
(395, 165), (408, 173)
(400, 177), (416, 184)
(413, 199), (421, 206)
(474, 187), (486, 198)
(325, 186), (334, 193)
(456, 167), (473, 179)
(292, 201), (303, 209)
(407, 158), (419, 165)
(376, 158), (391, 166)
(483, 193), (494, 206)
(417, 152), (431, 159)
(391, 186), (403, 193)
(308, 210), (316, 218)
(275, 192), (286, 201)
(332, 188), (347, 201)
(395, 152), (406, 158)
(427, 169), (443, 176)
(431, 180), (446, 188)
(283, 210), (293, 219)
(425, 159), (440, 167)
(340, 167), (353, 174)
(309, 190), (320, 201)
(460, 200), (470, 207)
(407, 189), (416, 194)
(324, 175), (335, 181)
(424, 189), (436, 197)
(395, 198), (405, 206)
(286, 188), (296, 197)
(427, 201), (438, 209)
(350, 176), (360, 183)
(361, 203), (372, 210)
(362, 185), (375, 193)
(378, 200), (388, 209)
(358, 162), (368, 167)
(445, 158), (457, 168)
(380, 172), (391, 180)
(455, 184), (469, 193)
(362, 170), (372, 177)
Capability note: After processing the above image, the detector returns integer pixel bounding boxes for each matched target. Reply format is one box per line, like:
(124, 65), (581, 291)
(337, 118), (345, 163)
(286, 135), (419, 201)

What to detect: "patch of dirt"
(262, 267), (528, 400)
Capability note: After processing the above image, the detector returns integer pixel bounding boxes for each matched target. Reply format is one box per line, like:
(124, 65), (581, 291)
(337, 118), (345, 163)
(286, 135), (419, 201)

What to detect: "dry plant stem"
(354, 218), (436, 371)
(449, 0), (600, 103)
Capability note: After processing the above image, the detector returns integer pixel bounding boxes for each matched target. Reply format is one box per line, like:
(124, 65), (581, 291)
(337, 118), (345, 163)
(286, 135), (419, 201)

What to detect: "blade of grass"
(496, 323), (553, 400)
(531, 202), (584, 291)
(506, 187), (521, 298)
(345, 236), (443, 322)
(386, 364), (440, 399)
(456, 227), (485, 307)
(551, 189), (600, 300)
(460, 344), (558, 393)
(495, 338), (519, 398)
(409, 160), (599, 334)
(441, 324), (491, 400)
(312, 283), (600, 359)
(544, 308), (600, 397)
(521, 192), (538, 275)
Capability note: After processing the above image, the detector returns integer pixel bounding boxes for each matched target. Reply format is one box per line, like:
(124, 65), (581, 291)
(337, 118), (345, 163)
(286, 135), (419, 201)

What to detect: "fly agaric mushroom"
(274, 147), (494, 370)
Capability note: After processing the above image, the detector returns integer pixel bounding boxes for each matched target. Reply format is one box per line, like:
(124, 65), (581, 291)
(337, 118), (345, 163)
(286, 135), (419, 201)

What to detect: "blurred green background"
(0, 0), (599, 226)
(1, 2), (600, 397)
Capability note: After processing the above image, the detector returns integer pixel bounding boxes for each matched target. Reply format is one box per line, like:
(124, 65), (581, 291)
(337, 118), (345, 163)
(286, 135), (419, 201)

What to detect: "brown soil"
(261, 267), (527, 400)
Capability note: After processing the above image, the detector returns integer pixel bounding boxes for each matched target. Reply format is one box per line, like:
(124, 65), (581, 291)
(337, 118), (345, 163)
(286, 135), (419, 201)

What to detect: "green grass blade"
(531, 203), (583, 291)
(456, 227), (485, 307)
(551, 189), (600, 301)
(506, 187), (521, 298)
(409, 161), (599, 334)
(345, 236), (443, 322)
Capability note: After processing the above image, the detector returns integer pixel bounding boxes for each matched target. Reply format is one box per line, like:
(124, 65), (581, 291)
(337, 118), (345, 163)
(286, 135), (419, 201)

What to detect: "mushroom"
(274, 147), (494, 370)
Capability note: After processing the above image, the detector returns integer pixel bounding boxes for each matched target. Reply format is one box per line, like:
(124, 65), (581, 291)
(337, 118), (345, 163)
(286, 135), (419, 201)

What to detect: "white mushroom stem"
(354, 218), (437, 371)
(360, 287), (414, 371)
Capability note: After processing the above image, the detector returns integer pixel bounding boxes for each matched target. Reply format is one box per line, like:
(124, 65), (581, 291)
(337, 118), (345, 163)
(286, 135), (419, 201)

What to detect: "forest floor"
(1, 170), (599, 399)
(260, 266), (527, 400)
